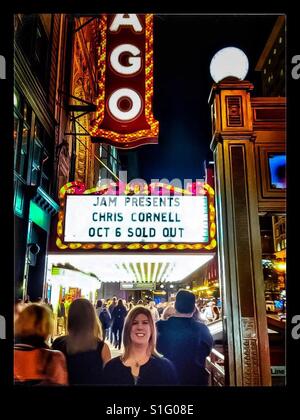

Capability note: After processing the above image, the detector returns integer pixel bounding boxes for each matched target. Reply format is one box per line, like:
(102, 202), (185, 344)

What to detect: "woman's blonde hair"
(122, 306), (160, 361)
(14, 303), (53, 340)
(67, 298), (102, 340)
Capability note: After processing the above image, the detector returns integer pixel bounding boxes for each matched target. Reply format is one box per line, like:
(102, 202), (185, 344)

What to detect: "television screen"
(274, 299), (284, 311)
(268, 154), (286, 189)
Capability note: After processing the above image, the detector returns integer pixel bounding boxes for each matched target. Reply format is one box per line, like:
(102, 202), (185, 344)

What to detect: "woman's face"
(130, 313), (152, 346)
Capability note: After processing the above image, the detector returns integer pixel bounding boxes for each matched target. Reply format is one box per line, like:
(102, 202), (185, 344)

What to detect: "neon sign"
(90, 14), (159, 149)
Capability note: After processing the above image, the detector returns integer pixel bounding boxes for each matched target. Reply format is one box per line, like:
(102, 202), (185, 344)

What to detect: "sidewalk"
(106, 339), (122, 358)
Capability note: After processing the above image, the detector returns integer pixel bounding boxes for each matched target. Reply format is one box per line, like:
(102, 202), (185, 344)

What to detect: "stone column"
(209, 78), (271, 386)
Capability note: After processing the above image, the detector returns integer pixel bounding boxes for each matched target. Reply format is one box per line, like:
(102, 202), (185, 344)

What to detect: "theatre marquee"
(55, 181), (216, 252)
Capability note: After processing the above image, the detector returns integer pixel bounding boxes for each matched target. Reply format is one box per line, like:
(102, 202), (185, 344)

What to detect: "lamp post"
(209, 47), (271, 386)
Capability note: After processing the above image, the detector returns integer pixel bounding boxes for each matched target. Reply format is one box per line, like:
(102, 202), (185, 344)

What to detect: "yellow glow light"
(274, 261), (286, 272)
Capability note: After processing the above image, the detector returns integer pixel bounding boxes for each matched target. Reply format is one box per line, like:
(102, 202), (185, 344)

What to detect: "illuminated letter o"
(108, 88), (142, 121)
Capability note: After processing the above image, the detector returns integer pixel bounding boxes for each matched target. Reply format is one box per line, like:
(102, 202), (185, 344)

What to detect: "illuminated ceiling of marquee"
(47, 254), (214, 284)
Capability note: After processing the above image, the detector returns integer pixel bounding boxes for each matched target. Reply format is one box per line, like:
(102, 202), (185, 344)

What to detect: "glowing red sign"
(91, 14), (159, 149)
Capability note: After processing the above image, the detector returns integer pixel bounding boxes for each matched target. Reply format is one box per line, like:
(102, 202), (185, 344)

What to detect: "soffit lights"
(47, 254), (214, 284)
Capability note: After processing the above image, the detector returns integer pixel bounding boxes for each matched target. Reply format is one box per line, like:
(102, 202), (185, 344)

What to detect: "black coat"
(52, 336), (105, 385)
(156, 316), (213, 385)
(111, 305), (127, 328)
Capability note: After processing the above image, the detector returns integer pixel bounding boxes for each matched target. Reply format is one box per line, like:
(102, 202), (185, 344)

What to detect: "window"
(28, 120), (52, 193)
(109, 146), (118, 174)
(15, 14), (35, 58)
(14, 114), (20, 154)
(15, 15), (50, 88)
(30, 140), (43, 186)
(14, 90), (21, 109)
(40, 150), (50, 192)
(14, 91), (31, 180)
(19, 124), (30, 178)
(30, 118), (43, 186)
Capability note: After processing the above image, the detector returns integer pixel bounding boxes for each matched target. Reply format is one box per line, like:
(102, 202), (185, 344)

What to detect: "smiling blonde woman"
(103, 306), (178, 386)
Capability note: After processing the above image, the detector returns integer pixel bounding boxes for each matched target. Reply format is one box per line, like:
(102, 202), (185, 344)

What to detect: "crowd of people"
(14, 290), (218, 386)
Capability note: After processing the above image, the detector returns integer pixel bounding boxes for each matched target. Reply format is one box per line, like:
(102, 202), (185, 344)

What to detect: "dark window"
(32, 22), (49, 86)
(14, 114), (20, 161)
(19, 124), (30, 178)
(29, 119), (52, 193)
(40, 149), (50, 192)
(15, 15), (50, 89)
(15, 14), (35, 58)
(30, 140), (43, 186)
(14, 91), (31, 180)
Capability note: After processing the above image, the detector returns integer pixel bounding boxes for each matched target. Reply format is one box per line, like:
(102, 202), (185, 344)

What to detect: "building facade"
(14, 14), (121, 300)
(14, 14), (64, 300)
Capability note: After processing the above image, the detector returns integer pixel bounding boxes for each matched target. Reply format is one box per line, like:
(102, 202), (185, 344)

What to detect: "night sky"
(137, 14), (278, 183)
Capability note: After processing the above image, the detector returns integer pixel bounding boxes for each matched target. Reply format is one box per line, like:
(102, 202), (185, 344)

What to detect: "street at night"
(11, 12), (289, 391)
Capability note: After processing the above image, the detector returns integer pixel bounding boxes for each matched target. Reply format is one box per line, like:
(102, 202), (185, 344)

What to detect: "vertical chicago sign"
(91, 14), (159, 148)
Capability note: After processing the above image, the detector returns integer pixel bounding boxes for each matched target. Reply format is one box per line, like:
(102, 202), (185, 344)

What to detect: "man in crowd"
(156, 289), (213, 386)
(108, 297), (118, 344)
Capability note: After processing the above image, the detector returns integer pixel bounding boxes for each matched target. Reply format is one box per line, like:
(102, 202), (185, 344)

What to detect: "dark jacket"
(111, 305), (127, 328)
(99, 308), (112, 330)
(57, 302), (65, 318)
(52, 336), (105, 385)
(156, 316), (213, 385)
(103, 355), (178, 386)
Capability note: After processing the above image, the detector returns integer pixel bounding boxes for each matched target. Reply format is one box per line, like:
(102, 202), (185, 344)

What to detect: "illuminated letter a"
(110, 14), (143, 33)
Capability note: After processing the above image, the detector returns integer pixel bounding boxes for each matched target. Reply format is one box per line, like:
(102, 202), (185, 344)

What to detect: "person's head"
(67, 298), (102, 340)
(96, 299), (102, 308)
(175, 289), (196, 315)
(122, 306), (159, 360)
(128, 302), (134, 310)
(112, 296), (117, 304)
(117, 298), (124, 306)
(161, 303), (176, 320)
(14, 303), (53, 340)
(15, 298), (23, 305)
(14, 299), (24, 320)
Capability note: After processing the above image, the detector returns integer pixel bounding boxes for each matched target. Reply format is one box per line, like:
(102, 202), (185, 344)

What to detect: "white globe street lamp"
(209, 47), (249, 83)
